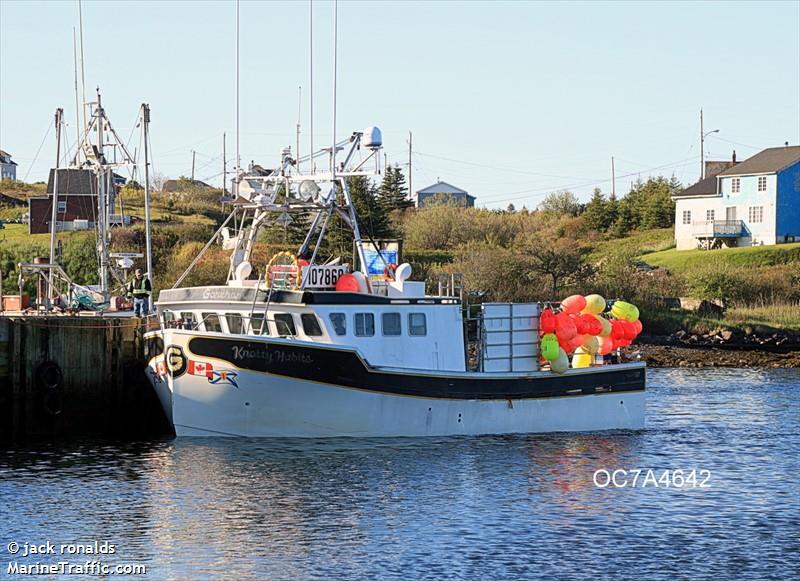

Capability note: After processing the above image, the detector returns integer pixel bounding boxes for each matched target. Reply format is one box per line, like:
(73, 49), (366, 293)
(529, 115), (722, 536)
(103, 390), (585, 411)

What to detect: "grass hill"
(641, 242), (800, 274)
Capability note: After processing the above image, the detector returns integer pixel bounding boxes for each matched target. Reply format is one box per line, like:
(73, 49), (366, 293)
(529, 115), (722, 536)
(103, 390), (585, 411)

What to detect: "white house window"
(682, 210), (691, 225)
(382, 313), (401, 336)
(748, 206), (763, 223)
(354, 313), (375, 337)
(757, 176), (767, 192)
(57, 201), (67, 212)
(731, 178), (740, 193)
(706, 209), (715, 221)
(408, 313), (427, 336)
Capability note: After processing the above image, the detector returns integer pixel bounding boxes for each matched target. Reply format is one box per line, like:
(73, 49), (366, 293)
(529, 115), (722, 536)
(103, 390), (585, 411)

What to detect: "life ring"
(383, 263), (398, 281)
(266, 251), (301, 290)
(41, 388), (64, 416)
(36, 361), (63, 390)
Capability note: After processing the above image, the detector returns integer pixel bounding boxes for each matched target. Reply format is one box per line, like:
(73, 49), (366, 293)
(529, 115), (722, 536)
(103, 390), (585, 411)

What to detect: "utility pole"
(191, 149), (196, 181)
(700, 108), (704, 180)
(48, 108), (64, 306)
(408, 131), (412, 201)
(611, 155), (616, 198)
(142, 103), (154, 313)
(222, 133), (227, 195)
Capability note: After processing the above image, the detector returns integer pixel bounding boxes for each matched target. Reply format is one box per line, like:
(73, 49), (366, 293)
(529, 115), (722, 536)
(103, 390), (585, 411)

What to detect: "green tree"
(621, 176), (679, 230)
(378, 166), (413, 211)
(539, 190), (582, 217)
(348, 176), (393, 240)
(582, 188), (613, 232)
(526, 238), (594, 299)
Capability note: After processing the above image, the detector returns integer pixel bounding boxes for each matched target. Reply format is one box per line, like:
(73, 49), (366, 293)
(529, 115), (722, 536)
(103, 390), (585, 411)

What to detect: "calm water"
(1, 368), (799, 580)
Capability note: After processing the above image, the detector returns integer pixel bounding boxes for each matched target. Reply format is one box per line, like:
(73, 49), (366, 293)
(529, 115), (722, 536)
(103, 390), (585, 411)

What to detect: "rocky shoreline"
(633, 332), (800, 368)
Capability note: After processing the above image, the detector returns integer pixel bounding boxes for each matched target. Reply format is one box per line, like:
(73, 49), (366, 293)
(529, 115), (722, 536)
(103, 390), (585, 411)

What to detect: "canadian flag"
(188, 360), (213, 377)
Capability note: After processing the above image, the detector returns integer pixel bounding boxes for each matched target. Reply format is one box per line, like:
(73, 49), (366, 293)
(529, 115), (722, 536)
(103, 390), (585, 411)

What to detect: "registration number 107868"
(301, 265), (348, 289)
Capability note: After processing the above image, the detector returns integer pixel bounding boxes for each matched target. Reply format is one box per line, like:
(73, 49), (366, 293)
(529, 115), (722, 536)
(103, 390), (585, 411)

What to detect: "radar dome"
(363, 126), (382, 150)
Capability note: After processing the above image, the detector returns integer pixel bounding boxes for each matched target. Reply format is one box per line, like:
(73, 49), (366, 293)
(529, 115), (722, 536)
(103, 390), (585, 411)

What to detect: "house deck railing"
(692, 220), (744, 238)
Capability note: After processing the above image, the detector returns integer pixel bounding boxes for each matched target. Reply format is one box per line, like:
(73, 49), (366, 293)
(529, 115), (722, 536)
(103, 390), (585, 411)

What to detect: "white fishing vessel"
(144, 128), (646, 437)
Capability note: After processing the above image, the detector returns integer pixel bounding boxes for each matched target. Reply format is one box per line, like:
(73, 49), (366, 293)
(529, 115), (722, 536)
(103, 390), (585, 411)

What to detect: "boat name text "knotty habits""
(231, 345), (313, 365)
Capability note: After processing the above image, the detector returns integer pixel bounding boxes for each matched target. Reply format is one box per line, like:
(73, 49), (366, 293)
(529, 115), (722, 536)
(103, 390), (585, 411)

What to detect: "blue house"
(416, 180), (476, 208)
(672, 145), (800, 249)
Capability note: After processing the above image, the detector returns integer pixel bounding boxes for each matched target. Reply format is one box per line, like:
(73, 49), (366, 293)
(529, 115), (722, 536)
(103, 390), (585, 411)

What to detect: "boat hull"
(145, 331), (646, 437)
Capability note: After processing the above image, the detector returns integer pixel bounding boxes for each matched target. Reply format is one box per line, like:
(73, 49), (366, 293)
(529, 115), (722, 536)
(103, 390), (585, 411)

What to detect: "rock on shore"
(634, 343), (800, 368)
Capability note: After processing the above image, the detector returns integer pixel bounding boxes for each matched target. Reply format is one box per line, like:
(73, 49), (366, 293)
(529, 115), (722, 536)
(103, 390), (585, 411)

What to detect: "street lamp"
(701, 128), (719, 179)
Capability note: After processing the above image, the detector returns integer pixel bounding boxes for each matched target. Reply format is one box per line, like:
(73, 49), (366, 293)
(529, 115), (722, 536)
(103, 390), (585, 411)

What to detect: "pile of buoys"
(539, 294), (642, 374)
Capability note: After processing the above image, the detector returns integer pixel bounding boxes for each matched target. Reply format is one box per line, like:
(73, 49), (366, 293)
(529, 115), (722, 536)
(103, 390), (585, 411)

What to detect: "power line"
(475, 157), (697, 207)
(414, 150), (597, 181)
(22, 120), (54, 182)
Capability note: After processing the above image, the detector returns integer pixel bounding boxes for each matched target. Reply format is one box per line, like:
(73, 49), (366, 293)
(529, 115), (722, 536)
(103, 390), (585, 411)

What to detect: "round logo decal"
(165, 345), (187, 378)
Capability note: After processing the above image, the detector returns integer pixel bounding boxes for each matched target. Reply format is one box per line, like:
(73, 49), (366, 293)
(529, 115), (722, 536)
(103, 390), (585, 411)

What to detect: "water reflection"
(1, 368), (798, 579)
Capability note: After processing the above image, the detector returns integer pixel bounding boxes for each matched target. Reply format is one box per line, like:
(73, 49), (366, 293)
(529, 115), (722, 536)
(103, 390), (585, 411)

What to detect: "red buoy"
(335, 273), (360, 292)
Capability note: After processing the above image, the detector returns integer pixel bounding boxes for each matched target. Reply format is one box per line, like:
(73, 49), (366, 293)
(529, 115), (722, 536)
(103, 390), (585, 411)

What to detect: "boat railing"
(438, 273), (464, 301)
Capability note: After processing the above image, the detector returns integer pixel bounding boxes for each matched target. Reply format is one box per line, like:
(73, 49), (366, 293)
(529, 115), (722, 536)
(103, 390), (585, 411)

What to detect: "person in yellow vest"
(127, 268), (152, 317)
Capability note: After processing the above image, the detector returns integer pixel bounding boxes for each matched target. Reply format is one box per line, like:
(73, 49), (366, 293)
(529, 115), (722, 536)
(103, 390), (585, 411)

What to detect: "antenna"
(78, 0), (87, 134)
(331, 0), (338, 176)
(296, 85), (302, 172)
(72, 28), (81, 164)
(235, 0), (240, 196)
(309, 0), (314, 173)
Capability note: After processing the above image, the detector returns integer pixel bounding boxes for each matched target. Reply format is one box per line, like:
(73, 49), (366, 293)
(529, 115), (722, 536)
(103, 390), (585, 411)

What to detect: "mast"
(309, 0), (314, 172)
(95, 89), (110, 296)
(330, 0), (337, 177)
(296, 85), (302, 172)
(235, 0), (240, 198)
(78, 0), (87, 134)
(48, 108), (64, 305)
(142, 103), (154, 313)
(72, 29), (81, 164)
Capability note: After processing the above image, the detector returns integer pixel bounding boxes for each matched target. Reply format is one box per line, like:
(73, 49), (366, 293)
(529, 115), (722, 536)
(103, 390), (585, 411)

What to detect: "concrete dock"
(0, 315), (171, 440)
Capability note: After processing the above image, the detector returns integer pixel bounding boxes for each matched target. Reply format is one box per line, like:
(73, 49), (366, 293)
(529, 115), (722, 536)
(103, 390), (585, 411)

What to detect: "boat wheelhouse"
(144, 128), (645, 437)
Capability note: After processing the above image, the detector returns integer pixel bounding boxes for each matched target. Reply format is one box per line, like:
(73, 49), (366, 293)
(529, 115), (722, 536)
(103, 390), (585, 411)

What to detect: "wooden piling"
(0, 316), (172, 440)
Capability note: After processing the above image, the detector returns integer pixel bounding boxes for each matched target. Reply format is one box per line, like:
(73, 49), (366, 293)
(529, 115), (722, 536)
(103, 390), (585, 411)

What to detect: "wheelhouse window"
(731, 178), (740, 193)
(250, 313), (268, 335)
(301, 313), (323, 337)
(706, 209), (715, 221)
(757, 176), (767, 192)
(225, 313), (243, 334)
(329, 313), (347, 336)
(382, 312), (401, 336)
(274, 313), (296, 336)
(202, 313), (222, 333)
(408, 313), (427, 336)
(682, 210), (691, 225)
(180, 312), (197, 330)
(748, 206), (763, 223)
(354, 313), (375, 337)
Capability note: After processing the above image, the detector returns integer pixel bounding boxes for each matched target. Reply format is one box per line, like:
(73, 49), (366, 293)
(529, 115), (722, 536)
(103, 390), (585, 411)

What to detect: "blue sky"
(1, 0), (798, 209)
